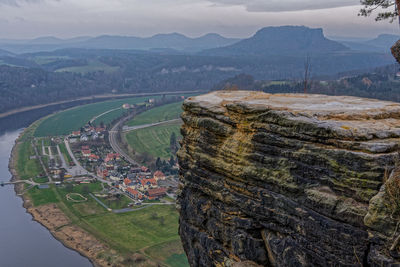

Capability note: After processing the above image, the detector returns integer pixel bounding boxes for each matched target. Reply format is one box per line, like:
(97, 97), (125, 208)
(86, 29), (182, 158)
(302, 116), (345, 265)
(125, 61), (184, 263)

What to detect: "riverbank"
(7, 116), (183, 267)
(8, 127), (112, 267)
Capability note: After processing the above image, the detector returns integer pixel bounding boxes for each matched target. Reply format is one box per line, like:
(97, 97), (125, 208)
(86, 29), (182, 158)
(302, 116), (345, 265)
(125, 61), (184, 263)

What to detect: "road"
(108, 115), (140, 167)
(122, 119), (182, 133)
(63, 137), (111, 185)
(1, 180), (39, 186)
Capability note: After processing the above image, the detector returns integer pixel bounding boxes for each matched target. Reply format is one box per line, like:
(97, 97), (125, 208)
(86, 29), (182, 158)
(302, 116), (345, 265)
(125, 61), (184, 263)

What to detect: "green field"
(16, 141), (43, 180)
(55, 59), (120, 74)
(125, 121), (181, 159)
(23, 177), (186, 266)
(98, 194), (133, 210)
(145, 239), (189, 267)
(85, 205), (180, 251)
(127, 102), (183, 127)
(34, 96), (155, 137)
(28, 185), (59, 206)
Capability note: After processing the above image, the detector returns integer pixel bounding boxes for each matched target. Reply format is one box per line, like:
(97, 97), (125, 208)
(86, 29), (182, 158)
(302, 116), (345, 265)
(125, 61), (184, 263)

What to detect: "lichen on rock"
(177, 91), (400, 266)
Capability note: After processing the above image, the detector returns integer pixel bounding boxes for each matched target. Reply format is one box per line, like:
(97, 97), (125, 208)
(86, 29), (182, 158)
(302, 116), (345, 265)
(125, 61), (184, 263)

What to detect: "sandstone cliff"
(177, 91), (400, 266)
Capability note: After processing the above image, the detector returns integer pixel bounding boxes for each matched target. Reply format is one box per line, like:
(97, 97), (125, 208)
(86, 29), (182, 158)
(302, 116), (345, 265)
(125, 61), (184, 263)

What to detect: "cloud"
(207, 0), (361, 12)
(0, 0), (44, 6)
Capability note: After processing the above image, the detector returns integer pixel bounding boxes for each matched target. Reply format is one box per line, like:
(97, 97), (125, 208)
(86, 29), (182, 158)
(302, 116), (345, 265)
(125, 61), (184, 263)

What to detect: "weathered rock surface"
(177, 91), (400, 266)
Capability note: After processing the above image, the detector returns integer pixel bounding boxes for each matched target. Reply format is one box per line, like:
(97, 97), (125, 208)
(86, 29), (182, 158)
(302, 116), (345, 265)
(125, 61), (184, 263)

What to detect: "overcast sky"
(0, 0), (398, 39)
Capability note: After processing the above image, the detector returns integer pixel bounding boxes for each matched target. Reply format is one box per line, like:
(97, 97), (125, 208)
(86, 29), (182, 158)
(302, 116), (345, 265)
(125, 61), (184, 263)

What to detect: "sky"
(0, 0), (399, 39)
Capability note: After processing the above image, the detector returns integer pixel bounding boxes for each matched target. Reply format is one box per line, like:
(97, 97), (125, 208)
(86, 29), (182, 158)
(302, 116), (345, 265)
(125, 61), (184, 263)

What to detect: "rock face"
(177, 91), (400, 266)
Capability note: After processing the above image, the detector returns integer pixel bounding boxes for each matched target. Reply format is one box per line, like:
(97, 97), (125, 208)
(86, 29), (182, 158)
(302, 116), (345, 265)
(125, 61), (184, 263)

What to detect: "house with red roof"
(81, 145), (89, 150)
(96, 168), (108, 178)
(82, 149), (91, 157)
(105, 153), (121, 162)
(141, 166), (149, 172)
(126, 188), (143, 200)
(95, 127), (106, 133)
(89, 154), (99, 162)
(147, 187), (167, 200)
(153, 171), (166, 180)
(71, 131), (81, 137)
(139, 178), (157, 190)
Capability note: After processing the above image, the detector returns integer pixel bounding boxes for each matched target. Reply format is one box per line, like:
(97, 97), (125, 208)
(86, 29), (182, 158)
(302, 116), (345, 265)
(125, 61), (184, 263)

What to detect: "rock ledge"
(178, 91), (400, 266)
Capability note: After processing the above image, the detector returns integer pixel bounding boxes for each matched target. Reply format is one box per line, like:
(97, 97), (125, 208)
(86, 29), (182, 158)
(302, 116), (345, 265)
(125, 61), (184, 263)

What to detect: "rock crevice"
(177, 91), (400, 266)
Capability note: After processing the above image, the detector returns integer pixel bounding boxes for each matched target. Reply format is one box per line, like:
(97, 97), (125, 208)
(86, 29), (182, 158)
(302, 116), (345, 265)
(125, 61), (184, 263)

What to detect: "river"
(0, 110), (93, 266)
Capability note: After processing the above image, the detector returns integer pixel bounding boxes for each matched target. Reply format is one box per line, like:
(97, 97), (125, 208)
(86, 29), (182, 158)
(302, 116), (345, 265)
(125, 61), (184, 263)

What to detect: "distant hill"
(366, 34), (400, 49)
(0, 33), (240, 54)
(0, 48), (13, 57)
(333, 34), (400, 53)
(202, 26), (348, 56)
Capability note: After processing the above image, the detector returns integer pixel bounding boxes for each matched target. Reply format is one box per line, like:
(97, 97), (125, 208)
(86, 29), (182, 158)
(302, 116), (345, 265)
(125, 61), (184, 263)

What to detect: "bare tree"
(303, 55), (312, 94)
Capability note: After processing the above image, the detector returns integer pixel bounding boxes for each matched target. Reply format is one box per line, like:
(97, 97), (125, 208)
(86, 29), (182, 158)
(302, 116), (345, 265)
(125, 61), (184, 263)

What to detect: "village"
(40, 98), (181, 210)
(73, 124), (176, 204)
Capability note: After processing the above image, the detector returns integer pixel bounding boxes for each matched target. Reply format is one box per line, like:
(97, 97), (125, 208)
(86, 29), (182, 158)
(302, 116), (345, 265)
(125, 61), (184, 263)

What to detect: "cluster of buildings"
(78, 143), (168, 201)
(70, 125), (106, 143)
(119, 168), (167, 200)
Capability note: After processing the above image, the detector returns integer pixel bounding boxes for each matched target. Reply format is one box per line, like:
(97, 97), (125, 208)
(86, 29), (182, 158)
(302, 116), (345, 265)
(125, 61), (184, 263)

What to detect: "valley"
(8, 96), (189, 266)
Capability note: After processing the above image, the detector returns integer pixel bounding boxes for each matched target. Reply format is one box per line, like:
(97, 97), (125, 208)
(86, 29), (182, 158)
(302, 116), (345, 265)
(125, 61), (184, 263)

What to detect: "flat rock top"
(187, 91), (400, 117)
(185, 91), (400, 140)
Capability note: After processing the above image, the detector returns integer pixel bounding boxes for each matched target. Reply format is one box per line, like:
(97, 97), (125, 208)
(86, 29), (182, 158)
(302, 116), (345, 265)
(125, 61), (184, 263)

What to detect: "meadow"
(34, 96), (154, 137)
(126, 101), (183, 126)
(25, 181), (187, 266)
(125, 121), (182, 159)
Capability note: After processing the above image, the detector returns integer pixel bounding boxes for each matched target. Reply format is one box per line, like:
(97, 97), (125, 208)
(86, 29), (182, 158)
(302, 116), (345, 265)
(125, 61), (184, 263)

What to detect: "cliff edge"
(177, 91), (400, 266)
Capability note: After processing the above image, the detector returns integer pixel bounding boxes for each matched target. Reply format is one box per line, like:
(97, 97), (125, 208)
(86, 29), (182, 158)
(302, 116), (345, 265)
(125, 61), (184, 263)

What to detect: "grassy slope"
(125, 121), (181, 159)
(34, 96), (153, 137)
(126, 102), (183, 126)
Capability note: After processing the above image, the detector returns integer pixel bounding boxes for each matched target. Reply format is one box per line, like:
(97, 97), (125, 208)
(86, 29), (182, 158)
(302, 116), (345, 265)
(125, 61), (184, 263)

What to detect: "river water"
(0, 110), (92, 266)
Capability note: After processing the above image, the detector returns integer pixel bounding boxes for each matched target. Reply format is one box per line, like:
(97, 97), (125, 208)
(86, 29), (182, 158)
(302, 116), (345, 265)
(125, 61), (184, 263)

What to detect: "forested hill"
(0, 26), (397, 115)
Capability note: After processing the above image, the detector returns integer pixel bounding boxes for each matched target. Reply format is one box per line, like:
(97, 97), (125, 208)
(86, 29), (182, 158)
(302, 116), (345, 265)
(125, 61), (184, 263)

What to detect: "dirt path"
(122, 119), (182, 132)
(89, 107), (121, 124)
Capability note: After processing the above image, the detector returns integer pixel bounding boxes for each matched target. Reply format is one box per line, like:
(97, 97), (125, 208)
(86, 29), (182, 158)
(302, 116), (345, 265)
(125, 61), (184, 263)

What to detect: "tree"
(156, 157), (162, 169)
(359, 0), (400, 22)
(169, 156), (175, 167)
(359, 0), (400, 62)
(303, 55), (312, 94)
